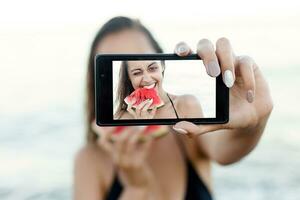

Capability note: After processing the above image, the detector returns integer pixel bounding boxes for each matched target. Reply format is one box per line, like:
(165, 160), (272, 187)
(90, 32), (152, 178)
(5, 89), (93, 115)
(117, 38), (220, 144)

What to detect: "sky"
(0, 0), (300, 26)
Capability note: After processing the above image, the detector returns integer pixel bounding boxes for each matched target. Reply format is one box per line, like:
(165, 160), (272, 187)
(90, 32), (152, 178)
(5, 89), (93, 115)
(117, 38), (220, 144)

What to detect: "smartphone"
(95, 53), (229, 126)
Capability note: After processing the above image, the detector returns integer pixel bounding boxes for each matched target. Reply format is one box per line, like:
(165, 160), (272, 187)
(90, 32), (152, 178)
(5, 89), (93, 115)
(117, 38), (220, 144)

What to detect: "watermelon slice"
(109, 125), (169, 142)
(124, 87), (164, 110)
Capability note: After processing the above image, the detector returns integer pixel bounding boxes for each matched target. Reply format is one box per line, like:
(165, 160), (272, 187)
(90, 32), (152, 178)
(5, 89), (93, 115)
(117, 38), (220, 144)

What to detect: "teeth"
(143, 83), (156, 89)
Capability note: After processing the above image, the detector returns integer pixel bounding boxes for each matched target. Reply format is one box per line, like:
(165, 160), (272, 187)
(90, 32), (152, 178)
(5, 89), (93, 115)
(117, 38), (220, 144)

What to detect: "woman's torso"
(102, 94), (212, 199)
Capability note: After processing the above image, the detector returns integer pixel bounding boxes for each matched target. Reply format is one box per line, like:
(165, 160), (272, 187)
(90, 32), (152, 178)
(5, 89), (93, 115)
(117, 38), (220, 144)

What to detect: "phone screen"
(112, 59), (216, 119)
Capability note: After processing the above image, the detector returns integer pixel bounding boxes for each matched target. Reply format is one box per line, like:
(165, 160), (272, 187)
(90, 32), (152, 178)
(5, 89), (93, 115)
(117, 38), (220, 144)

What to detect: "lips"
(142, 83), (156, 89)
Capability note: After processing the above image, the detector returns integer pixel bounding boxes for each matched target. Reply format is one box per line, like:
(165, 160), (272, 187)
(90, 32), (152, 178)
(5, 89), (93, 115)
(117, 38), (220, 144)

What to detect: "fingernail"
(247, 90), (254, 103)
(207, 61), (221, 77)
(178, 45), (187, 54)
(137, 125), (146, 130)
(172, 126), (188, 134)
(224, 70), (234, 88)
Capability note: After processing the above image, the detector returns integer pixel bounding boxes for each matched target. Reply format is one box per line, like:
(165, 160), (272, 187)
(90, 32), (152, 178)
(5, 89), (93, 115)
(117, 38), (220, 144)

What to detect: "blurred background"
(0, 0), (299, 199)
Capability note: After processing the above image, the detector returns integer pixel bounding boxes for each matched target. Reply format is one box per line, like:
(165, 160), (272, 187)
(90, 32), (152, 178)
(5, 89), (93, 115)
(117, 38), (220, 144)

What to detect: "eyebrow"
(130, 62), (156, 72)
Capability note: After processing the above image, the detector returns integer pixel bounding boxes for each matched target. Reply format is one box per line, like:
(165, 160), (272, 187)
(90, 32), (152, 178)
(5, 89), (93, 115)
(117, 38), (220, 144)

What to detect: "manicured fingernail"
(247, 90), (254, 103)
(172, 126), (188, 134)
(224, 70), (234, 88)
(207, 61), (221, 77)
(137, 126), (146, 130)
(178, 45), (188, 54)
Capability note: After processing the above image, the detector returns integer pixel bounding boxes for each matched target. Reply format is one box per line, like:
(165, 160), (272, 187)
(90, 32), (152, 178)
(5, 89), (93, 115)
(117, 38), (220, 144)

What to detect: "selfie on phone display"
(112, 60), (215, 120)
(95, 54), (228, 126)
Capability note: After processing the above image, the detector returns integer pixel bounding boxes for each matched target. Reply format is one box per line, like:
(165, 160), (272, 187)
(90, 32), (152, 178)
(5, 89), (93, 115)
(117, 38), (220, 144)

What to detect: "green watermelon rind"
(124, 97), (164, 110)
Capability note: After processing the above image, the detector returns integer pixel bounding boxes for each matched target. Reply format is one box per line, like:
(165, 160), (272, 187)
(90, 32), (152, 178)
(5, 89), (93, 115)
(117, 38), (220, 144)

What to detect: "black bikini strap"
(166, 93), (179, 119)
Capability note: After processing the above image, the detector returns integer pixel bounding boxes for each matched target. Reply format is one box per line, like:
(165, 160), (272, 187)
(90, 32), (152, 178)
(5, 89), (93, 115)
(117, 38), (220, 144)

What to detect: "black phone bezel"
(95, 53), (229, 126)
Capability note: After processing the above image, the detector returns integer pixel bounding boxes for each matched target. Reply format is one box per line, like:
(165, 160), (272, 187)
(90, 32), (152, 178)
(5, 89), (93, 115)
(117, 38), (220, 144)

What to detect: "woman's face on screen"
(127, 60), (164, 92)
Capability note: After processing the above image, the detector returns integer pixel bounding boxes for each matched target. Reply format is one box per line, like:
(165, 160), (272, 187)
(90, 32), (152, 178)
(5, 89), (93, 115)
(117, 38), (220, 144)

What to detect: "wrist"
(237, 113), (270, 136)
(119, 163), (155, 188)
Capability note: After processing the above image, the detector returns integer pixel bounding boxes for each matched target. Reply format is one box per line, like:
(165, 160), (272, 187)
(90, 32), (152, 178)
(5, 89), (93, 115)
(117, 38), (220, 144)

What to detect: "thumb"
(173, 121), (224, 136)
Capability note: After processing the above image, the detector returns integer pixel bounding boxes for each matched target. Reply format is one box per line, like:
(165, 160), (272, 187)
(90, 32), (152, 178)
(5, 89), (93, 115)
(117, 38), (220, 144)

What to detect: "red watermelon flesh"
(110, 125), (169, 142)
(124, 87), (164, 110)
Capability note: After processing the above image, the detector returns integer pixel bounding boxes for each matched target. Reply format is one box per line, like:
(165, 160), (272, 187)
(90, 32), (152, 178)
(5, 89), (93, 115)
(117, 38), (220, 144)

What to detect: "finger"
(136, 99), (152, 116)
(133, 135), (153, 161)
(115, 127), (134, 154)
(126, 129), (144, 153)
(113, 127), (135, 165)
(141, 135), (153, 152)
(118, 126), (145, 167)
(97, 129), (113, 153)
(141, 99), (153, 111)
(173, 121), (224, 136)
(149, 106), (157, 116)
(141, 99), (153, 118)
(127, 103), (137, 119)
(174, 42), (192, 56)
(196, 39), (221, 77)
(237, 56), (256, 103)
(216, 37), (235, 88)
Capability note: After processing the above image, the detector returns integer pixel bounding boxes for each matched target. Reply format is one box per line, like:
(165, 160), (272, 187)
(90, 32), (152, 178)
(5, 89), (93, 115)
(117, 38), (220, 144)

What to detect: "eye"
(133, 71), (141, 76)
(149, 66), (158, 71)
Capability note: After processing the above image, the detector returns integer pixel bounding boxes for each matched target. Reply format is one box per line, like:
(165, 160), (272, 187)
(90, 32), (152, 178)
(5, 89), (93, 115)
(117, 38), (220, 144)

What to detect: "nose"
(142, 72), (152, 82)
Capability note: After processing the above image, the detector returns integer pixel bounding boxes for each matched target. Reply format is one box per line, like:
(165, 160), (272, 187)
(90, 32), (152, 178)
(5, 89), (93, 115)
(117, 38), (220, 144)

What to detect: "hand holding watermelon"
(125, 91), (160, 119)
(123, 87), (165, 119)
(91, 121), (159, 188)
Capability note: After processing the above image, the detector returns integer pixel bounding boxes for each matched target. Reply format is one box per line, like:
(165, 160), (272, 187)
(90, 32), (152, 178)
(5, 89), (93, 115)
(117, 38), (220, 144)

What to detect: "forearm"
(119, 184), (164, 200)
(202, 114), (271, 165)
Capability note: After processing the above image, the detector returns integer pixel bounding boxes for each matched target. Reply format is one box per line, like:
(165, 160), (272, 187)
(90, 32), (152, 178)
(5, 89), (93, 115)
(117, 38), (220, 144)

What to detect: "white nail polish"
(178, 45), (187, 54)
(172, 126), (188, 134)
(224, 70), (234, 88)
(137, 126), (146, 130)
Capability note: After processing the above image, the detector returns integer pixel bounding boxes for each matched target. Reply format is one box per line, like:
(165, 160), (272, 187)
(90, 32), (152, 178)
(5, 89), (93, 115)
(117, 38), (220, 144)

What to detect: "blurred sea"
(0, 20), (300, 200)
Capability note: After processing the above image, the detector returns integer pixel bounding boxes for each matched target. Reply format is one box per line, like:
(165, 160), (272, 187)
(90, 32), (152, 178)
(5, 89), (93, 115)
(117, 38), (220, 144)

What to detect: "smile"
(142, 83), (156, 89)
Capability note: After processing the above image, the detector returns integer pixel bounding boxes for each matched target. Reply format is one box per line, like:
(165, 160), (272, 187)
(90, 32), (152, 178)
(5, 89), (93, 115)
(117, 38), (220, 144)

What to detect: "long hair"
(86, 16), (164, 142)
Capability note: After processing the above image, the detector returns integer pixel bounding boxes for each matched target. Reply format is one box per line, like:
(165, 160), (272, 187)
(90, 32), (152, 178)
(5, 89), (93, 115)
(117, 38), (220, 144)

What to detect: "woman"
(74, 16), (273, 200)
(114, 59), (189, 120)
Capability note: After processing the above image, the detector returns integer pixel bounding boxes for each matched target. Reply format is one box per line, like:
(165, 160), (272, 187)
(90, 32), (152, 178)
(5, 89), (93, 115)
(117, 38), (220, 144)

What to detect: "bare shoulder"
(75, 143), (103, 165)
(167, 93), (198, 105)
(175, 94), (203, 117)
(74, 143), (113, 200)
(74, 142), (113, 176)
(177, 94), (199, 105)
